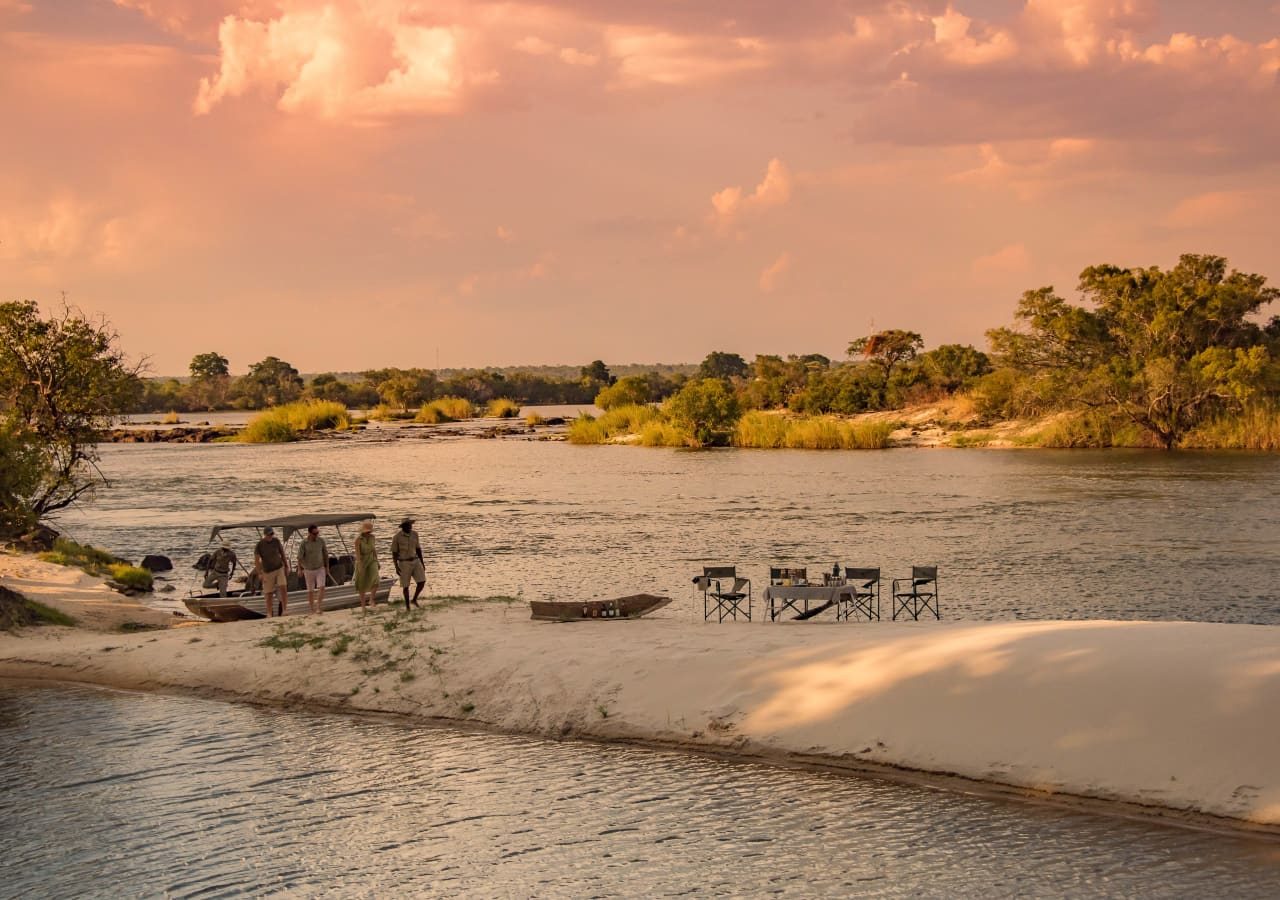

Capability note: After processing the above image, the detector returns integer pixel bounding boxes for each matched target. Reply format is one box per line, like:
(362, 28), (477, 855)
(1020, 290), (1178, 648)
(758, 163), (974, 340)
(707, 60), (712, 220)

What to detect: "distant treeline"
(138, 253), (1280, 450)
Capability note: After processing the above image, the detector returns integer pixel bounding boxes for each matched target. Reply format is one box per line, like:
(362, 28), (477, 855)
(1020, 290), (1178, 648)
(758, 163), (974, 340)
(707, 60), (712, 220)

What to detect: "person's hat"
(400, 517), (415, 527)
(361, 521), (374, 533)
(263, 526), (275, 535)
(220, 537), (231, 547)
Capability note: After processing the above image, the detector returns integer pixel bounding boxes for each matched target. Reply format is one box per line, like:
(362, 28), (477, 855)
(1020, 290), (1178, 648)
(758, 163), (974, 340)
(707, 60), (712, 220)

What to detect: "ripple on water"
(1, 683), (1279, 898)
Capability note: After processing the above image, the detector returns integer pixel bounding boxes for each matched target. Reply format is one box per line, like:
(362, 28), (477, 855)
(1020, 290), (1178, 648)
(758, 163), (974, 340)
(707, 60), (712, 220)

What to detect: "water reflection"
(57, 441), (1280, 624)
(2, 683), (1278, 898)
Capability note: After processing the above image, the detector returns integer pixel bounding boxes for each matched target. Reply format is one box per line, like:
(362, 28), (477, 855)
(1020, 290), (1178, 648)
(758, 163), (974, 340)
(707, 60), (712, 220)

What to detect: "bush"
(638, 421), (694, 447)
(567, 414), (608, 445)
(733, 412), (894, 450)
(427, 396), (475, 420)
(415, 405), (453, 424)
(664, 379), (742, 446)
(161, 410), (181, 425)
(487, 398), (520, 418)
(595, 376), (651, 411)
(525, 413), (547, 426)
(1183, 400), (1280, 450)
(239, 401), (350, 442)
(108, 564), (154, 591)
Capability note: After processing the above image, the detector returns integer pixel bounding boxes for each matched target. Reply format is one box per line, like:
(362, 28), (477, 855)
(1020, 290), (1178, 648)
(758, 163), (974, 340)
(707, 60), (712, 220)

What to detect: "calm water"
(2, 682), (1279, 898)
(59, 440), (1280, 623)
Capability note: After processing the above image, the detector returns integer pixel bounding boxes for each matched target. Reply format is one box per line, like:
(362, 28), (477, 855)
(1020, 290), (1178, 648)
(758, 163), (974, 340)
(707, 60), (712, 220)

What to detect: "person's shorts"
(261, 567), (286, 593)
(303, 568), (327, 591)
(396, 559), (426, 588)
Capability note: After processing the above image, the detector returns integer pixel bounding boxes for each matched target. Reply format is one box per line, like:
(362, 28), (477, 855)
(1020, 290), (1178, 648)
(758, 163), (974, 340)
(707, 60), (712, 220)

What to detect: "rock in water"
(141, 555), (173, 572)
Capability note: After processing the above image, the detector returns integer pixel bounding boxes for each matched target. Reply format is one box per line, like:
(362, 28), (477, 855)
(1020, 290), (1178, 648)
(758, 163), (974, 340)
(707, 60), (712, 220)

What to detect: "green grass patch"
(239, 401), (351, 443)
(733, 413), (894, 450)
(1183, 401), (1280, 450)
(108, 564), (154, 591)
(638, 420), (694, 447)
(948, 431), (995, 448)
(1, 586), (77, 631)
(568, 405), (659, 444)
(431, 396), (475, 419)
(487, 398), (520, 418)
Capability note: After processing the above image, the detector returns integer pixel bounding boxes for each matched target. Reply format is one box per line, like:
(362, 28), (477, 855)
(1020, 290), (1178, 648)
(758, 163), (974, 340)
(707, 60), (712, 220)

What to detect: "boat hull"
(529, 594), (671, 622)
(184, 578), (395, 622)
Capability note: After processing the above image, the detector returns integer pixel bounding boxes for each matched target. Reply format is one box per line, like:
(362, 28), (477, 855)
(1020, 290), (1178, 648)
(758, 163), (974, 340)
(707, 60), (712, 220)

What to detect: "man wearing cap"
(390, 517), (426, 611)
(207, 539), (238, 597)
(254, 526), (290, 617)
(297, 524), (330, 615)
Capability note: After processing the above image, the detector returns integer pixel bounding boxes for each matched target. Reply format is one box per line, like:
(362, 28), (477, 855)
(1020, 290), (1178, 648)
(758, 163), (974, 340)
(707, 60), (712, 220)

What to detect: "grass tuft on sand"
(240, 401), (351, 443)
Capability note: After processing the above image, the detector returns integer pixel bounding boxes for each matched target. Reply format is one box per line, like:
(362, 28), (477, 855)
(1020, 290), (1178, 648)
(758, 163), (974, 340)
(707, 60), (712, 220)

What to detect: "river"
(58, 439), (1280, 623)
(2, 682), (1279, 898)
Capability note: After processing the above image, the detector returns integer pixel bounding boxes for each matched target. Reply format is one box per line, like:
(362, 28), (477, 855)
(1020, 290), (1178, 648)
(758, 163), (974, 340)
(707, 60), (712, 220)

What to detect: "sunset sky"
(2, 1), (1278, 375)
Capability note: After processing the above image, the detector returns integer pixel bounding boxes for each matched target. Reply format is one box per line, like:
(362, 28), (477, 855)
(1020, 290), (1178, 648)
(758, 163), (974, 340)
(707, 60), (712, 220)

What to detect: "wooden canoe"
(529, 594), (671, 622)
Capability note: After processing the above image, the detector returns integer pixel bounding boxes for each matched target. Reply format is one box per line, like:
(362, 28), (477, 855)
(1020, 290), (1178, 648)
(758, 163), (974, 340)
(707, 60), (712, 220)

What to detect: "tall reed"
(1182, 401), (1280, 450)
(487, 398), (521, 418)
(733, 413), (894, 450)
(240, 400), (350, 443)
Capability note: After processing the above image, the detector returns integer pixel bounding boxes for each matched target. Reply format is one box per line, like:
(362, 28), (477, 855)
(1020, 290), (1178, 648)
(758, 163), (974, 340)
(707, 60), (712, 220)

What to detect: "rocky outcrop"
(104, 427), (239, 443)
(140, 555), (173, 572)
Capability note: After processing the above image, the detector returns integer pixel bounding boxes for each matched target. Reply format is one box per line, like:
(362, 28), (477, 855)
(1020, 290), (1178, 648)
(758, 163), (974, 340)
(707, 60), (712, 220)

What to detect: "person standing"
(297, 524), (330, 615)
(354, 521), (380, 609)
(254, 526), (289, 617)
(208, 539), (238, 597)
(390, 517), (426, 611)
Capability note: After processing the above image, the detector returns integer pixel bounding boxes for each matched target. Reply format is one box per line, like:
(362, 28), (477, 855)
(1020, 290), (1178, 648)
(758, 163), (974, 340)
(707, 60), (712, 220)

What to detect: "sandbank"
(2, 554), (1278, 837)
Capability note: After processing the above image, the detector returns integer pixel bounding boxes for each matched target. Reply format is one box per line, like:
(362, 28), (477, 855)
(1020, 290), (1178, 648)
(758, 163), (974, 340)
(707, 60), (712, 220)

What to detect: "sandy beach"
(2, 553), (1278, 837)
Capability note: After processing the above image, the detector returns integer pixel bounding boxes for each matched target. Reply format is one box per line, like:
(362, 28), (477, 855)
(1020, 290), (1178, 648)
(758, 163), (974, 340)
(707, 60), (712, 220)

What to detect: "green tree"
(595, 375), (650, 410)
(189, 352), (229, 380)
(920, 344), (992, 393)
(188, 351), (231, 411)
(237, 356), (303, 408)
(0, 301), (142, 532)
(848, 329), (924, 405)
(665, 378), (742, 446)
(987, 254), (1278, 448)
(306, 373), (351, 406)
(698, 351), (749, 381)
(378, 373), (428, 411)
(580, 360), (613, 385)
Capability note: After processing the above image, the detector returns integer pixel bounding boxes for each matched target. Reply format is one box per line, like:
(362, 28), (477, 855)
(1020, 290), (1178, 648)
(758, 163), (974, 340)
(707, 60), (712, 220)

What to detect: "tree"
(665, 378), (742, 446)
(237, 356), (303, 408)
(698, 351), (749, 381)
(305, 373), (351, 406)
(378, 374), (428, 411)
(987, 254), (1278, 448)
(920, 344), (992, 393)
(188, 351), (231, 411)
(848, 329), (924, 406)
(189, 352), (229, 380)
(0, 301), (142, 532)
(580, 360), (613, 385)
(595, 375), (650, 410)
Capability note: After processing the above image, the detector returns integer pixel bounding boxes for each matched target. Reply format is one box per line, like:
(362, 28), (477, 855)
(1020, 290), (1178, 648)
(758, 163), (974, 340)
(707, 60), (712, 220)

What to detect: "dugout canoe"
(529, 594), (671, 622)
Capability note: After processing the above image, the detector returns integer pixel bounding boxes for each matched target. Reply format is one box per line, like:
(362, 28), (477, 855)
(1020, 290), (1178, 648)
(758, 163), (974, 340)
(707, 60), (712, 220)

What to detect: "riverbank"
(2, 556), (1278, 837)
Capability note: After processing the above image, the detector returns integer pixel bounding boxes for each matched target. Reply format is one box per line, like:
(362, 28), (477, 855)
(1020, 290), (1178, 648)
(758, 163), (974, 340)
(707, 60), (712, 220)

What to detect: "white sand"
(2, 555), (1278, 832)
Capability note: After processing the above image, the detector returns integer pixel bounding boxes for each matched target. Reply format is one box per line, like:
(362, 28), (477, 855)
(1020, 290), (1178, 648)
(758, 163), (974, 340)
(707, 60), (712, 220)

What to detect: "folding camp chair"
(836, 567), (881, 621)
(694, 566), (752, 622)
(891, 566), (939, 621)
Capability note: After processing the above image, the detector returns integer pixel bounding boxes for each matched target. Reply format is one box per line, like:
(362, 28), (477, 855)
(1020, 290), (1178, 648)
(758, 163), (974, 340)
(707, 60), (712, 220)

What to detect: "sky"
(2, 1), (1278, 375)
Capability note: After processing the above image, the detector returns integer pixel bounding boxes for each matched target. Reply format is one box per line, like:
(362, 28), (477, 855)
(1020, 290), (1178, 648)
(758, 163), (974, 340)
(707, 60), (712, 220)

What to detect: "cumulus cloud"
(759, 251), (793, 292)
(709, 158), (792, 228)
(193, 3), (488, 120)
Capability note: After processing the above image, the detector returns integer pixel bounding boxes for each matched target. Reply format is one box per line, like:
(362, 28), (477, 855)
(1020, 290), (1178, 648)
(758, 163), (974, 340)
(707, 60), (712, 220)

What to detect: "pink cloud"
(1163, 190), (1260, 229)
(759, 251), (793, 292)
(708, 158), (792, 230)
(972, 243), (1032, 278)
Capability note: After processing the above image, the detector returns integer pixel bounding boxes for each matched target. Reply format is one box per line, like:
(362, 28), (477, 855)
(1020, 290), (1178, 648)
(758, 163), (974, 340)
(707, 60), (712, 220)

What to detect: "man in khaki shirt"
(297, 524), (330, 615)
(254, 526), (289, 617)
(390, 517), (426, 611)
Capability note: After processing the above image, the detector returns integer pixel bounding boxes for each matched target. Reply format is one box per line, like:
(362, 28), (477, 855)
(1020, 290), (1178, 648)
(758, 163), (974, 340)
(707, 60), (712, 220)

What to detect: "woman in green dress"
(354, 521), (380, 608)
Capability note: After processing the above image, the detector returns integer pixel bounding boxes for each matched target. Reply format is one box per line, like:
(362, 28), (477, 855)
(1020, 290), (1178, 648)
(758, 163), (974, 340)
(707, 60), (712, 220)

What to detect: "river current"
(12, 440), (1280, 896)
(3, 682), (1279, 898)
(59, 438), (1280, 624)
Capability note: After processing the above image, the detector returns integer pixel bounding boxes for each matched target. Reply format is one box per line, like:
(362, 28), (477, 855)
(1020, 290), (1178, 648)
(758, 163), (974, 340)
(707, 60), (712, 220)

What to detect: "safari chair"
(694, 566), (752, 622)
(767, 567), (809, 620)
(837, 567), (881, 622)
(891, 566), (939, 621)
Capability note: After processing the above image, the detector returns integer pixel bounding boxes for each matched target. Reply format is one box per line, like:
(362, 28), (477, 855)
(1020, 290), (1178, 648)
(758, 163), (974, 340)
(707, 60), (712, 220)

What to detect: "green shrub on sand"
(108, 564), (154, 591)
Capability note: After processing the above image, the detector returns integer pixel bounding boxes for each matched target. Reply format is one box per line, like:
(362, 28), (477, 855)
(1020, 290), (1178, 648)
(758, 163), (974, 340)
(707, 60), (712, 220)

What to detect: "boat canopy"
(210, 513), (376, 543)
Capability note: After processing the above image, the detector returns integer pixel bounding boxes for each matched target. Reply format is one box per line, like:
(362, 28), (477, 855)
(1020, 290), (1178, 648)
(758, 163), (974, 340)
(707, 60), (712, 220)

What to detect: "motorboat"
(184, 513), (394, 621)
